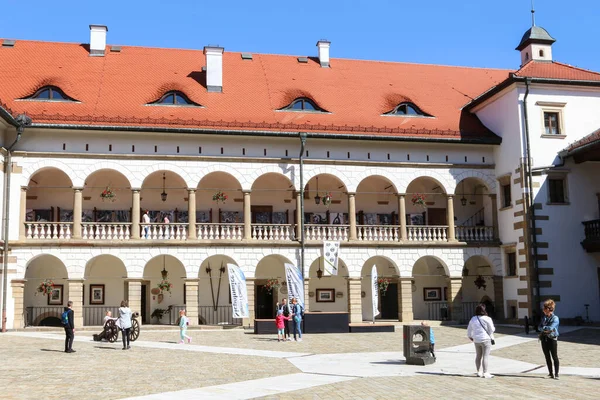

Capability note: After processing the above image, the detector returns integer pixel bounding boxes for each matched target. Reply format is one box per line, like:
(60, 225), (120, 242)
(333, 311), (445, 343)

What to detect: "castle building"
(0, 21), (598, 329)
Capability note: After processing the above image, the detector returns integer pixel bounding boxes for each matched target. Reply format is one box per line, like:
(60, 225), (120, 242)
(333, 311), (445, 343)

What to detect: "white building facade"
(0, 23), (598, 330)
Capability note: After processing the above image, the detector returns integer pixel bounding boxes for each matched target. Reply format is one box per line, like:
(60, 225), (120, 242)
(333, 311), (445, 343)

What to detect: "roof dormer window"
(150, 91), (200, 106)
(385, 102), (431, 117)
(280, 97), (327, 112)
(25, 86), (77, 102)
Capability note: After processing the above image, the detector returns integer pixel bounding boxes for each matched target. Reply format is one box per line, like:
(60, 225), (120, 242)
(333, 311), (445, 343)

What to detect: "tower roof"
(516, 26), (556, 51)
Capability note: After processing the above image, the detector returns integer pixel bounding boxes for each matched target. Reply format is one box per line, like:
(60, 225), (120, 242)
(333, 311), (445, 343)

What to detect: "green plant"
(36, 279), (54, 296)
(157, 279), (173, 294)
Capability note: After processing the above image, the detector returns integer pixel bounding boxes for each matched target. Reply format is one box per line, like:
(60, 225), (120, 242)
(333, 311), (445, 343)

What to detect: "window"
(501, 183), (512, 208)
(384, 102), (431, 117)
(280, 97), (326, 112)
(544, 112), (560, 135)
(150, 91), (200, 106)
(506, 252), (517, 277)
(548, 177), (567, 204)
(25, 86), (76, 101)
(539, 49), (545, 57)
(498, 174), (512, 209)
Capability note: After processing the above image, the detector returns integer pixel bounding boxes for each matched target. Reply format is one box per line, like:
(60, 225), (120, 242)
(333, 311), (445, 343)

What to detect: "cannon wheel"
(129, 318), (140, 342)
(105, 319), (119, 343)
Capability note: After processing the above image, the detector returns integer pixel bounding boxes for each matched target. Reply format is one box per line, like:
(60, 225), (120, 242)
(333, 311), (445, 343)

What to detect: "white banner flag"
(227, 263), (249, 318)
(285, 263), (304, 308)
(323, 241), (340, 275)
(372, 265), (379, 319)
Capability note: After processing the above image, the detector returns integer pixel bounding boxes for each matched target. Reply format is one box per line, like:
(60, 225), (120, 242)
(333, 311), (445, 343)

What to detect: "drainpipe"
(298, 133), (307, 289)
(2, 114), (31, 332)
(523, 79), (541, 320)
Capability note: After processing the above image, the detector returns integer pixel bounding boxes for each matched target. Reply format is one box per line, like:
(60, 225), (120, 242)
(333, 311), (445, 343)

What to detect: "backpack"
(61, 310), (69, 326)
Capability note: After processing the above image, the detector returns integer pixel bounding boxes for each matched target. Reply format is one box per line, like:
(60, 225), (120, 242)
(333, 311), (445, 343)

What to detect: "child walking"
(179, 309), (192, 344)
(275, 309), (291, 342)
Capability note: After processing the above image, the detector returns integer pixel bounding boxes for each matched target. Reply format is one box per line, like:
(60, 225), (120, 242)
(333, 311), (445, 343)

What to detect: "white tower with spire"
(516, 4), (556, 66)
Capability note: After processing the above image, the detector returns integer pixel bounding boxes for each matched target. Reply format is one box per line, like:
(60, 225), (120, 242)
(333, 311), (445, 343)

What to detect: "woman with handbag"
(467, 303), (496, 378)
(539, 299), (560, 379)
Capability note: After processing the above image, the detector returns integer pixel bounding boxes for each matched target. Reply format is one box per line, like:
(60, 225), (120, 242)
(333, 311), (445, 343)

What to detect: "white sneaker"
(483, 373), (494, 379)
(476, 372), (483, 378)
(297, 338), (302, 342)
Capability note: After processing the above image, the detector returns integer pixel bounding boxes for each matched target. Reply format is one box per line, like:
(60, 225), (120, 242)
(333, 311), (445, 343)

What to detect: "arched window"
(385, 102), (430, 117)
(525, 52), (530, 61)
(150, 91), (200, 106)
(280, 97), (327, 112)
(26, 86), (76, 101)
(539, 49), (545, 57)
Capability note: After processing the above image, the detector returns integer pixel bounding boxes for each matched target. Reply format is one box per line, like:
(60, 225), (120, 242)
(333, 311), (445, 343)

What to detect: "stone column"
(493, 276), (505, 321)
(19, 187), (27, 240)
(347, 278), (362, 323)
(304, 278), (310, 312)
(348, 192), (357, 240)
(447, 278), (463, 323)
(127, 280), (143, 326)
(188, 189), (197, 240)
(398, 278), (414, 322)
(131, 189), (140, 239)
(184, 279), (199, 325)
(398, 194), (407, 241)
(296, 191), (302, 240)
(447, 195), (456, 242)
(67, 280), (84, 328)
(490, 194), (499, 240)
(243, 190), (252, 240)
(11, 280), (26, 329)
(244, 278), (256, 327)
(72, 188), (83, 239)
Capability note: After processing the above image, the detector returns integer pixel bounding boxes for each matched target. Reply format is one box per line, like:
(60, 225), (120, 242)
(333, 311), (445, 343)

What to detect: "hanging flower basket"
(100, 186), (117, 202)
(157, 279), (173, 295)
(378, 278), (390, 295)
(36, 279), (54, 296)
(411, 193), (426, 207)
(264, 278), (280, 294)
(322, 192), (333, 208)
(212, 191), (228, 204)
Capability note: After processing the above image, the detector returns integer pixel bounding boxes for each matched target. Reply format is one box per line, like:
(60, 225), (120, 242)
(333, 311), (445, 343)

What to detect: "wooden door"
(251, 206), (273, 223)
(427, 208), (447, 225)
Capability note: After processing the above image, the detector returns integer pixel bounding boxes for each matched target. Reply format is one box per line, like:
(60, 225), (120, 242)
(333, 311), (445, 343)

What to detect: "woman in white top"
(466, 303), (496, 378)
(118, 300), (133, 350)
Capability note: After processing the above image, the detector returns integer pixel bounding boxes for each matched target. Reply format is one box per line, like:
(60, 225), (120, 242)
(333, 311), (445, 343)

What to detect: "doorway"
(427, 208), (447, 225)
(255, 284), (274, 319)
(380, 283), (398, 319)
(141, 284), (147, 324)
(251, 206), (273, 223)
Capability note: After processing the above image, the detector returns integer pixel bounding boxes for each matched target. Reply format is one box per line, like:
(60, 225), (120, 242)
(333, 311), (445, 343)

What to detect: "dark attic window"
(385, 102), (431, 117)
(150, 91), (201, 106)
(25, 86), (77, 102)
(279, 97), (327, 112)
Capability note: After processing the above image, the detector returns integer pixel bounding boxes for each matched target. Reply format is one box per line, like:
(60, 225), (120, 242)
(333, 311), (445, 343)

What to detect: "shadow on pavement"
(370, 360), (406, 365)
(41, 349), (64, 353)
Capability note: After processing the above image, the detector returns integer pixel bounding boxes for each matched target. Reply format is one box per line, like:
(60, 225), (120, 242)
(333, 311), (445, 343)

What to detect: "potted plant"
(263, 278), (280, 294)
(378, 277), (390, 296)
(36, 279), (54, 296)
(322, 192), (333, 208)
(100, 186), (117, 202)
(157, 279), (173, 295)
(212, 190), (228, 204)
(411, 193), (426, 207)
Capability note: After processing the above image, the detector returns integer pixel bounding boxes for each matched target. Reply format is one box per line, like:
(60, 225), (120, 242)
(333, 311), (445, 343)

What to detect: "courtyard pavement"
(0, 325), (598, 399)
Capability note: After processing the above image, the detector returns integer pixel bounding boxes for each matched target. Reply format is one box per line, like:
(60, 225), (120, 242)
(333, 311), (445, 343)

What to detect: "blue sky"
(1, 0), (599, 71)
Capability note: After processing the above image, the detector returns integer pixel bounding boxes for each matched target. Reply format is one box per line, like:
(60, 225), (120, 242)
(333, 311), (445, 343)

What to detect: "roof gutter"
(29, 123), (502, 145)
(0, 106), (17, 127)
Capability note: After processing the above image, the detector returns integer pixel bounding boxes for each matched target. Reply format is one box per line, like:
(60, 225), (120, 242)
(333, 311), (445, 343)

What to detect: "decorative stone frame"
(497, 174), (512, 210)
(537, 101), (566, 139)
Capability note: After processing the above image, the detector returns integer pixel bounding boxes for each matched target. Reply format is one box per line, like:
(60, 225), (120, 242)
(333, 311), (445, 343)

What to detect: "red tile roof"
(515, 61), (600, 81)
(562, 128), (600, 154)
(0, 40), (512, 142)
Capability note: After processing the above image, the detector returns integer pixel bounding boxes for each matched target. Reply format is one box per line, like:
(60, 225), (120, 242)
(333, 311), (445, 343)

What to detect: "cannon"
(94, 312), (140, 343)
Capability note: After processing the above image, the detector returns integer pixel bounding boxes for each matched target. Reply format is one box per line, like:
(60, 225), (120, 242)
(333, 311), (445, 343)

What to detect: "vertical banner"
(227, 263), (249, 318)
(323, 241), (340, 275)
(372, 265), (379, 320)
(285, 263), (305, 307)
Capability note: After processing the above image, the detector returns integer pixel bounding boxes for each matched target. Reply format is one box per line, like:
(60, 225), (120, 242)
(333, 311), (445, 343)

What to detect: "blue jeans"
(293, 318), (302, 339)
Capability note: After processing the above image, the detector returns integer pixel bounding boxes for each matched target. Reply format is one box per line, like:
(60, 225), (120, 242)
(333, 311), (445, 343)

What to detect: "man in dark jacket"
(63, 301), (75, 353)
(278, 298), (292, 341)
